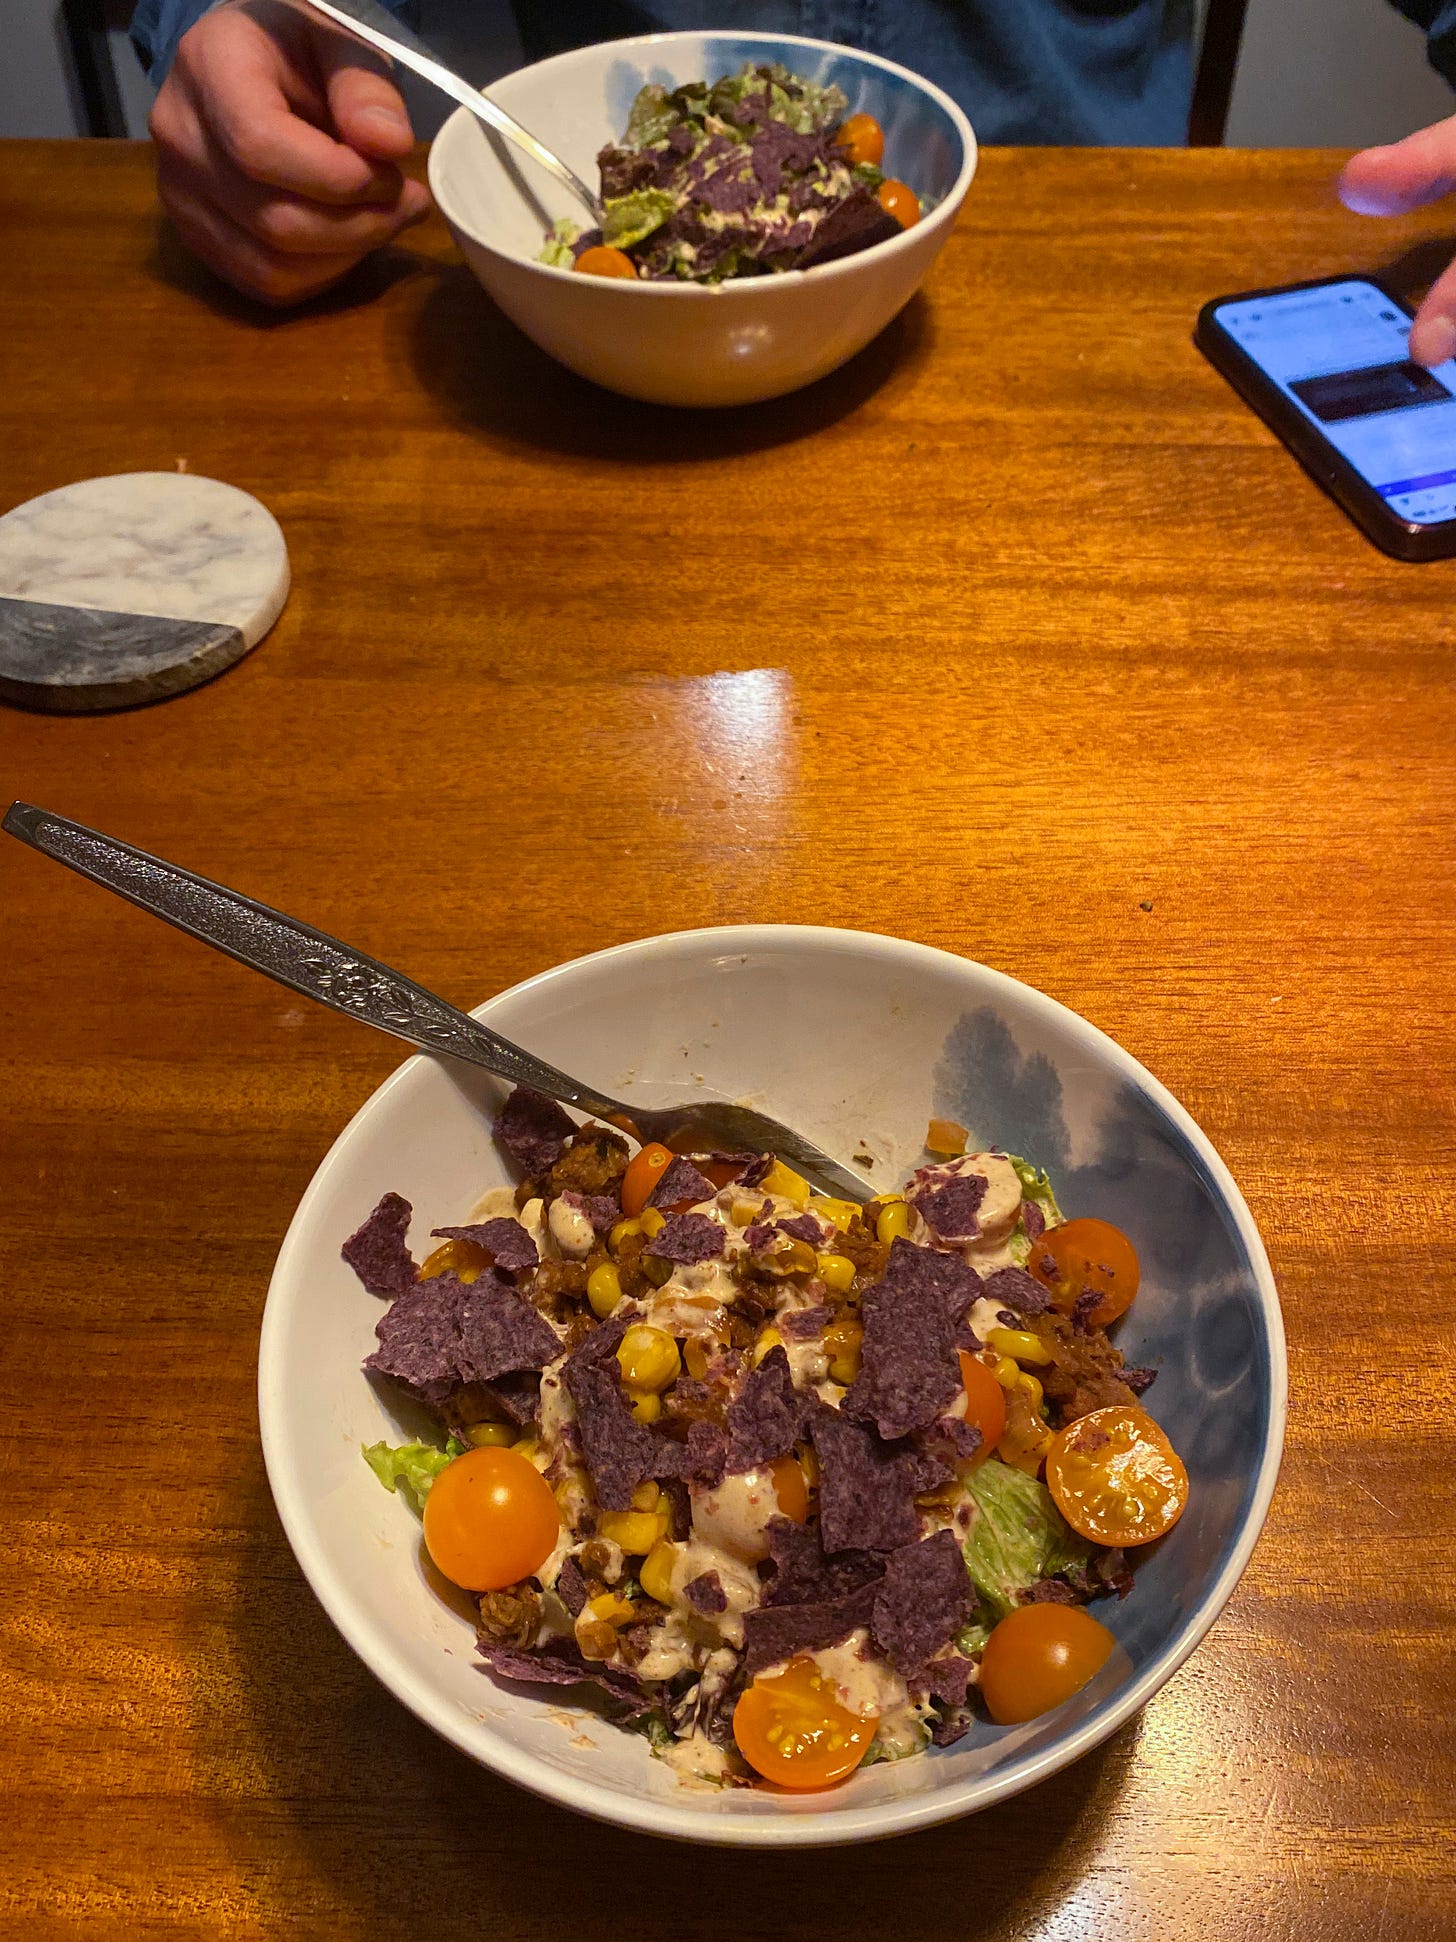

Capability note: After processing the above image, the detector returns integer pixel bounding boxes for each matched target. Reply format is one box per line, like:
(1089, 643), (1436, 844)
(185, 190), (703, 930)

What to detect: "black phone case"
(1194, 275), (1456, 563)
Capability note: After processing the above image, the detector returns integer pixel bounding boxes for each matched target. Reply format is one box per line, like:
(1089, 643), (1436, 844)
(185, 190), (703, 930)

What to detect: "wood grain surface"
(2, 140), (1454, 1939)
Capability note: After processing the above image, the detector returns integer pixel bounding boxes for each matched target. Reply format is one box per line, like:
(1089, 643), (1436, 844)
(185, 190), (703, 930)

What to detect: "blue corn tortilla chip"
(342, 1193), (417, 1298)
(1022, 1200), (1047, 1244)
(738, 1155), (774, 1189)
(871, 1531), (975, 1675)
(646, 1213), (725, 1265)
(779, 1303), (833, 1343)
(496, 1086), (578, 1177)
(743, 1221), (777, 1251)
(918, 1415), (984, 1466)
(658, 1417), (727, 1486)
(812, 1407), (948, 1554)
(913, 1172), (988, 1244)
(919, 1652), (974, 1708)
(777, 1214), (824, 1245)
(559, 1190), (619, 1234)
(561, 1319), (658, 1511)
(761, 1516), (884, 1609)
(477, 1638), (655, 1720)
(684, 1570), (727, 1615)
(366, 1271), (561, 1407)
(981, 1266), (1053, 1318)
(1122, 1366), (1157, 1395)
(843, 1239), (963, 1440)
(556, 1555), (589, 1617)
(794, 184), (900, 269)
(742, 1577), (880, 1677)
(646, 1155), (717, 1210)
(1020, 1579), (1078, 1606)
(431, 1218), (538, 1279)
(723, 1346), (812, 1474)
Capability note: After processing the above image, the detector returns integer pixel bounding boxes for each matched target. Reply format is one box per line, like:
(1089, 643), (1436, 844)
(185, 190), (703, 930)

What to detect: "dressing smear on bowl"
(350, 1087), (1186, 1790)
(540, 62), (923, 284)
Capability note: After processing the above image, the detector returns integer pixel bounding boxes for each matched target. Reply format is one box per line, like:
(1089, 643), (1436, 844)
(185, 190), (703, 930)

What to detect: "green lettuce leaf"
(961, 1459), (1089, 1622)
(362, 1438), (461, 1514)
(624, 84), (682, 148)
(1009, 1154), (1064, 1226)
(539, 217), (581, 268)
(602, 189), (677, 250)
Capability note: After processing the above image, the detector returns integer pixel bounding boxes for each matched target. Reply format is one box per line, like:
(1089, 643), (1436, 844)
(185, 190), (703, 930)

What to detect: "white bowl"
(427, 33), (977, 407)
(259, 925), (1285, 1847)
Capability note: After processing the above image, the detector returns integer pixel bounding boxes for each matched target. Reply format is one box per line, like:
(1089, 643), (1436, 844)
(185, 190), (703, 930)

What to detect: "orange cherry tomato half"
(1028, 1217), (1140, 1325)
(876, 179), (920, 228)
(621, 1142), (675, 1216)
(833, 112), (885, 167)
(418, 1236), (492, 1284)
(1045, 1405), (1189, 1549)
(958, 1351), (1007, 1459)
(732, 1657), (876, 1789)
(978, 1603), (1115, 1725)
(422, 1447), (559, 1592)
(769, 1454), (809, 1524)
(573, 245), (638, 278)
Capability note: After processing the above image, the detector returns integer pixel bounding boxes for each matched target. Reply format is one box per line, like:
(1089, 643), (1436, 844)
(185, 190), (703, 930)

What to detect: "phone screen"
(1212, 279), (1456, 526)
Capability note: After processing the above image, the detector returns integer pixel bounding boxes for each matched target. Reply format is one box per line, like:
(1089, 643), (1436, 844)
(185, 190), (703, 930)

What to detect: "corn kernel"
(586, 1261), (624, 1319)
(627, 1387), (661, 1425)
(683, 1336), (712, 1380)
(588, 1590), (637, 1626)
(809, 1196), (859, 1230)
(823, 1316), (864, 1386)
(752, 1326), (785, 1368)
(465, 1421), (516, 1447)
(992, 1356), (1021, 1389)
(876, 1199), (912, 1246)
(512, 1435), (541, 1462)
(598, 1509), (662, 1555)
(608, 1216), (642, 1255)
(798, 1443), (820, 1488)
(815, 1251), (856, 1295)
(617, 1324), (680, 1391)
(729, 1195), (763, 1227)
(986, 1327), (1053, 1366)
(638, 1206), (667, 1239)
(760, 1160), (810, 1207)
(640, 1541), (677, 1606)
(1016, 1371), (1045, 1412)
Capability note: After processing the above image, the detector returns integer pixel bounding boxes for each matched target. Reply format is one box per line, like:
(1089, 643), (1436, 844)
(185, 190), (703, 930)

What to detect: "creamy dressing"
(804, 1631), (911, 1722)
(689, 1470), (783, 1565)
(548, 1196), (595, 1260)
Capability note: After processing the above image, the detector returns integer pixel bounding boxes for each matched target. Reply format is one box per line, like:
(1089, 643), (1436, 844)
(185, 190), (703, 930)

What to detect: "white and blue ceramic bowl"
(427, 33), (977, 406)
(259, 926), (1285, 1847)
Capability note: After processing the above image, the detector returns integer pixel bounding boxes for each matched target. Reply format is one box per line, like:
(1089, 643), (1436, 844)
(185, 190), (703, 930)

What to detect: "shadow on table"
(147, 220), (427, 328)
(191, 1463), (1137, 1939)
(402, 265), (934, 462)
(1373, 233), (1456, 306)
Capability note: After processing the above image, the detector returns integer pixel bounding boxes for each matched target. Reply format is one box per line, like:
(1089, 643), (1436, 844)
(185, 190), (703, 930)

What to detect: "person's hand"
(150, 0), (432, 307)
(1340, 114), (1456, 366)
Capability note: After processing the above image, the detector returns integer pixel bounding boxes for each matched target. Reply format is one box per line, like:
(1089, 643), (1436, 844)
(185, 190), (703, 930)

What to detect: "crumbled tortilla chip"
(342, 1192), (417, 1298)
(496, 1086), (577, 1177)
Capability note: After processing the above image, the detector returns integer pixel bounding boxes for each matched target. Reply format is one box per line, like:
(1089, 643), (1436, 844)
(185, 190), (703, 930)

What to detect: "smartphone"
(1195, 275), (1456, 561)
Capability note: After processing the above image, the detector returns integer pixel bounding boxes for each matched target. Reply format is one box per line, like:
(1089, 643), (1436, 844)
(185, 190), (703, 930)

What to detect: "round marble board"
(0, 473), (289, 713)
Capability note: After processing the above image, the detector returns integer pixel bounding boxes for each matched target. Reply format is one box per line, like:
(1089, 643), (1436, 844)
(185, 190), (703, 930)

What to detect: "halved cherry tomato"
(833, 112), (884, 167)
(978, 1603), (1115, 1724)
(876, 179), (920, 229)
(732, 1656), (876, 1789)
(1046, 1405), (1188, 1548)
(422, 1447), (559, 1592)
(621, 1142), (674, 1216)
(958, 1351), (1007, 1459)
(418, 1236), (492, 1284)
(1028, 1217), (1140, 1326)
(769, 1454), (809, 1524)
(574, 245), (638, 278)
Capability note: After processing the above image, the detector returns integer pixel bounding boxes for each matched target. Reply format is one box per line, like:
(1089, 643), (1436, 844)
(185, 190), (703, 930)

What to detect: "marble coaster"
(0, 473), (289, 713)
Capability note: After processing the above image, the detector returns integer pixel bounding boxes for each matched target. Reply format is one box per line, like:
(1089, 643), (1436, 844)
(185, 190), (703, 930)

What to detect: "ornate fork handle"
(2, 803), (624, 1118)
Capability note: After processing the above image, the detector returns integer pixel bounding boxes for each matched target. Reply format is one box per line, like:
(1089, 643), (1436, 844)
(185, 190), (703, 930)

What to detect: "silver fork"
(3, 804), (874, 1203)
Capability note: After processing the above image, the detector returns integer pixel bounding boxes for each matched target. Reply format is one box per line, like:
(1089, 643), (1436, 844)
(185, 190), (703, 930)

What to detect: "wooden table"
(2, 139), (1453, 1938)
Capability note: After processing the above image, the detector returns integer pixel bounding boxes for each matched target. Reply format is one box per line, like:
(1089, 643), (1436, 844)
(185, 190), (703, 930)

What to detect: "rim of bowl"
(426, 31), (979, 296)
(259, 923), (1287, 1849)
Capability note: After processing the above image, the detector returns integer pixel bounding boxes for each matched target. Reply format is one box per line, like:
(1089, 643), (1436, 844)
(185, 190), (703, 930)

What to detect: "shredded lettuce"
(602, 189), (676, 250)
(362, 1437), (463, 1514)
(624, 83), (681, 148)
(961, 1459), (1089, 1622)
(540, 216), (580, 268)
(1006, 1155), (1064, 1264)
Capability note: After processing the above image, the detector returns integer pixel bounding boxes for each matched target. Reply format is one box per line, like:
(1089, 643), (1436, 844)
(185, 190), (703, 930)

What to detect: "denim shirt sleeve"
(1385, 0), (1456, 85)
(130, 0), (419, 83)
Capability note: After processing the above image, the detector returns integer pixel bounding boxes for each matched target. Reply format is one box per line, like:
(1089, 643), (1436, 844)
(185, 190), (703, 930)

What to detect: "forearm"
(1385, 0), (1456, 86)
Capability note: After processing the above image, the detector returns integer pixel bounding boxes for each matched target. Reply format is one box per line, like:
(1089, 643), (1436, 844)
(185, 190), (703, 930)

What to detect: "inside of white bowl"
(260, 926), (1283, 1846)
(432, 32), (970, 270)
